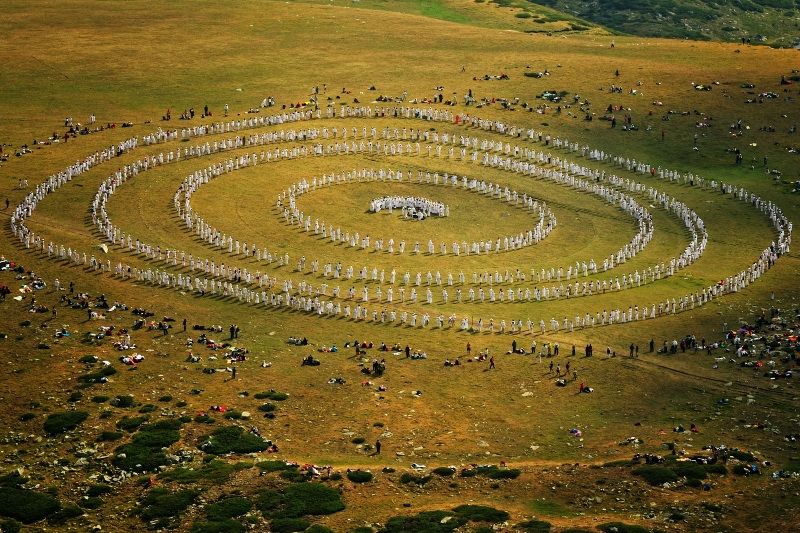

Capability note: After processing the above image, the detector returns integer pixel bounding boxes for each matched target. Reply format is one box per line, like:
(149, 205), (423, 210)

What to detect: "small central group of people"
(369, 195), (449, 220)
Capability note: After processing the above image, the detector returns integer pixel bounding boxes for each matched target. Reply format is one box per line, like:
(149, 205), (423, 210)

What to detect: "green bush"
(0, 487), (61, 523)
(516, 519), (553, 532)
(515, 11), (532, 18)
(159, 395), (173, 402)
(194, 414), (215, 424)
(258, 403), (276, 412)
(68, 391), (82, 402)
(632, 465), (678, 485)
(432, 467), (455, 476)
(0, 518), (21, 532)
(257, 460), (298, 473)
(97, 431), (123, 442)
(113, 442), (169, 472)
(87, 484), (112, 497)
(46, 504), (83, 525)
(280, 469), (312, 483)
(91, 395), (110, 403)
(199, 426), (268, 455)
(78, 366), (117, 384)
(382, 510), (466, 532)
(488, 468), (520, 479)
(206, 496), (252, 521)
(116, 416), (148, 432)
(703, 463), (727, 475)
(271, 518), (310, 533)
(452, 505), (509, 522)
(137, 488), (199, 521)
(43, 411), (89, 435)
(256, 483), (344, 519)
(79, 496), (103, 509)
(162, 460), (250, 484)
(597, 522), (650, 533)
(459, 465), (520, 479)
(79, 355), (98, 364)
(112, 395), (135, 408)
(346, 470), (373, 483)
(306, 526), (334, 533)
(18, 413), (36, 422)
(282, 483), (345, 517)
(223, 411), (243, 420)
(351, 437), (366, 444)
(139, 404), (156, 413)
(399, 473), (431, 485)
(729, 450), (755, 462)
(190, 519), (245, 533)
(672, 462), (707, 480)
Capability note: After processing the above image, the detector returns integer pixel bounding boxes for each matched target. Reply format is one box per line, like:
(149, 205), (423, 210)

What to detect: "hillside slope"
(532, 0), (800, 44)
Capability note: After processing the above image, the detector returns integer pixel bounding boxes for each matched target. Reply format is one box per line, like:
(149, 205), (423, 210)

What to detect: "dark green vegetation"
(533, 0), (800, 44)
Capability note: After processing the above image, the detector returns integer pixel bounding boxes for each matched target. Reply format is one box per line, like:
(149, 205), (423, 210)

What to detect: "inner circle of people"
(10, 98), (791, 337)
(369, 195), (448, 221)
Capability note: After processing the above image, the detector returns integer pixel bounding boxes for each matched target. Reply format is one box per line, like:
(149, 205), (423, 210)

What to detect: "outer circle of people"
(9, 101), (792, 336)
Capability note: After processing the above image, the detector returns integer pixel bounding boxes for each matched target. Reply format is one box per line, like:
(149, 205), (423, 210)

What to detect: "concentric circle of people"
(10, 101), (792, 336)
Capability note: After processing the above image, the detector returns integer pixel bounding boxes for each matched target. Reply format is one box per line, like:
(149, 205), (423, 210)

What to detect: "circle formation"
(9, 103), (793, 336)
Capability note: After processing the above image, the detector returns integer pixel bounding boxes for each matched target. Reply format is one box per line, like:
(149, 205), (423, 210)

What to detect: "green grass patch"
(256, 483), (344, 519)
(257, 460), (298, 473)
(97, 430), (123, 442)
(116, 416), (148, 432)
(111, 395), (135, 408)
(43, 411), (88, 435)
(460, 465), (520, 479)
(271, 517), (310, 533)
(254, 391), (289, 401)
(191, 519), (246, 533)
(382, 510), (466, 532)
(399, 472), (432, 485)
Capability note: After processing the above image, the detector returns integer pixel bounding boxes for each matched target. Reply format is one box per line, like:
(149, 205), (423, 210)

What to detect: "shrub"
(281, 483), (345, 517)
(382, 510), (466, 532)
(78, 366), (117, 384)
(672, 462), (707, 480)
(111, 395), (135, 408)
(351, 437), (366, 444)
(191, 519), (245, 533)
(0, 487), (60, 523)
(132, 426), (180, 448)
(199, 426), (268, 455)
(515, 11), (532, 18)
(139, 404), (156, 413)
(271, 518), (310, 533)
(87, 484), (112, 497)
(432, 467), (455, 476)
(46, 504), (83, 525)
(703, 464), (727, 475)
(194, 414), (215, 424)
(79, 355), (98, 364)
(223, 411), (243, 420)
(257, 403), (276, 412)
(257, 461), (298, 473)
(159, 395), (173, 402)
(97, 431), (123, 442)
(113, 443), (169, 472)
(452, 505), (509, 522)
(68, 391), (82, 402)
(137, 488), (199, 521)
(399, 473), (431, 485)
(206, 496), (252, 521)
(597, 523), (650, 533)
(280, 469), (312, 483)
(632, 465), (678, 485)
(516, 519), (553, 532)
(729, 450), (755, 462)
(116, 416), (148, 432)
(79, 497), (103, 509)
(488, 468), (520, 479)
(161, 460), (249, 484)
(43, 411), (89, 435)
(346, 470), (373, 483)
(18, 413), (36, 422)
(306, 526), (334, 533)
(91, 395), (109, 403)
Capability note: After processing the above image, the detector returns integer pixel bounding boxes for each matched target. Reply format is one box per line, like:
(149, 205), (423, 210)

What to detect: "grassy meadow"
(0, 1), (799, 531)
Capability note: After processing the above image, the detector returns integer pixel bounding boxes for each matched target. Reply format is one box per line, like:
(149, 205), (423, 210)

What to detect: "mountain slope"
(531, 0), (800, 44)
